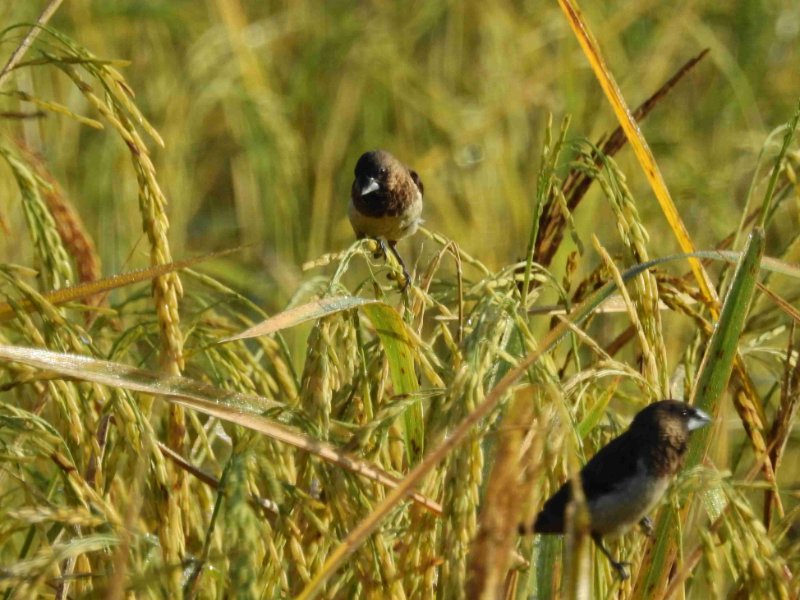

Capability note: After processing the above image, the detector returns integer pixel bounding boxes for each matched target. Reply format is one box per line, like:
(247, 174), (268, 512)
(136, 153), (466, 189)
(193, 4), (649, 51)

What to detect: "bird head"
(631, 399), (711, 442)
(353, 150), (399, 197)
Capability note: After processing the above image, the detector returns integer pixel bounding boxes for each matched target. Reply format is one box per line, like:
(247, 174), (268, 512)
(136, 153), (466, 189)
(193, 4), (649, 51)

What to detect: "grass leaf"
(362, 302), (423, 462)
(0, 344), (442, 515)
(223, 296), (379, 341)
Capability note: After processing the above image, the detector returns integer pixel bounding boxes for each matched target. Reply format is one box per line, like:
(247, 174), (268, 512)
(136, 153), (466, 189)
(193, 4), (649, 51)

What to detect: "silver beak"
(360, 177), (380, 196)
(687, 407), (712, 431)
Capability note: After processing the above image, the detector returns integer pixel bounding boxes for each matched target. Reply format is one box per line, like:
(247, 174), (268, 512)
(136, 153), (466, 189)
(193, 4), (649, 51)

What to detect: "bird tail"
(518, 509), (563, 535)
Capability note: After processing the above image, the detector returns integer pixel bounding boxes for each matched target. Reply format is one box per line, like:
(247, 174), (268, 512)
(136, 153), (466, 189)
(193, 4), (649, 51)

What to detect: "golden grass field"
(0, 1), (798, 598)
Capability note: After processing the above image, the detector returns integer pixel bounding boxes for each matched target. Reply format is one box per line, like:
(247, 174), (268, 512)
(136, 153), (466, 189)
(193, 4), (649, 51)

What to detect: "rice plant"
(0, 2), (798, 598)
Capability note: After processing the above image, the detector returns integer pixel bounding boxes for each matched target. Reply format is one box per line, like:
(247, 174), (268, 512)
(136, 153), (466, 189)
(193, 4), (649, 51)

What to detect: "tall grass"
(0, 1), (798, 598)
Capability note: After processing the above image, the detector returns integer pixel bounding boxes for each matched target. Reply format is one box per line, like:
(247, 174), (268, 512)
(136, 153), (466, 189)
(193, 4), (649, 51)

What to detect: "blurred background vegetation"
(2, 1), (799, 300)
(0, 0), (798, 598)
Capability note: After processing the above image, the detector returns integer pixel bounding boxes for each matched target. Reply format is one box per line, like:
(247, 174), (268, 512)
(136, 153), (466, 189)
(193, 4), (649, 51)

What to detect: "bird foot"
(375, 239), (412, 291)
(611, 560), (631, 581)
(386, 268), (412, 292)
(375, 239), (388, 260)
(639, 516), (654, 538)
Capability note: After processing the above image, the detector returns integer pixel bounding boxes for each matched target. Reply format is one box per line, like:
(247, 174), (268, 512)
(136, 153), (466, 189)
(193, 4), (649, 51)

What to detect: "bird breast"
(588, 458), (671, 537)
(348, 193), (423, 242)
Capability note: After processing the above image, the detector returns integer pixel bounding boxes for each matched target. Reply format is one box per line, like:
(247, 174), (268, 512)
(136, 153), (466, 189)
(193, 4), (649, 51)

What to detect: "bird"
(519, 399), (711, 579)
(348, 149), (423, 289)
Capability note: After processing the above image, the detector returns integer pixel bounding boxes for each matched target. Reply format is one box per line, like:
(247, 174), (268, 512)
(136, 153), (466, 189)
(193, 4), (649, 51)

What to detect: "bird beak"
(359, 177), (380, 196)
(687, 407), (711, 431)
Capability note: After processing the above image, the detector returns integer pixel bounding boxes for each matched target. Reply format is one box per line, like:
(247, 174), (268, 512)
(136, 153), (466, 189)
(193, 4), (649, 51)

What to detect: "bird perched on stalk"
(519, 399), (711, 579)
(348, 150), (423, 289)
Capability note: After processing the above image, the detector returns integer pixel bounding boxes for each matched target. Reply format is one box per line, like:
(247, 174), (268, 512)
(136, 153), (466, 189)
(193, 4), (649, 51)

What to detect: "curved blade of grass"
(619, 249), (798, 279)
(634, 227), (765, 598)
(0, 248), (241, 321)
(706, 251), (800, 279)
(222, 296), (379, 342)
(220, 295), (390, 451)
(362, 303), (422, 463)
(0, 345), (442, 515)
(557, 0), (719, 314)
(530, 250), (799, 316)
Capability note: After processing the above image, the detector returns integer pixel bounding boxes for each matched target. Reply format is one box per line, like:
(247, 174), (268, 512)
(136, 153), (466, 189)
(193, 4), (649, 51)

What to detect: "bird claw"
(375, 239), (388, 260)
(386, 269), (412, 292)
(639, 516), (655, 538)
(611, 560), (631, 581)
(373, 238), (412, 291)
(398, 267), (411, 291)
(592, 534), (632, 581)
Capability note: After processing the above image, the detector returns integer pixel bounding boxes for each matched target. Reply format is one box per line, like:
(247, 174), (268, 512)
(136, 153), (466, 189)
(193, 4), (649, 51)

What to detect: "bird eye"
(378, 167), (388, 176)
(680, 409), (689, 417)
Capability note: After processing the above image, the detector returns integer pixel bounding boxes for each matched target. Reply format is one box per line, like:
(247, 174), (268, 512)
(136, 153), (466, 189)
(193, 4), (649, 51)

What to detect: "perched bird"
(348, 150), (423, 288)
(519, 400), (711, 579)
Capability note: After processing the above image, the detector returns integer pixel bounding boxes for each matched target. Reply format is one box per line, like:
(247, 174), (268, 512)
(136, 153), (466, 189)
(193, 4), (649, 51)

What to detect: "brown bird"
(519, 400), (711, 579)
(348, 150), (423, 288)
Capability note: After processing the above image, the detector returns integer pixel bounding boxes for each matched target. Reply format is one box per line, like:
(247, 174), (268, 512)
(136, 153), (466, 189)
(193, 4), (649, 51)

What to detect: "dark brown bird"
(349, 150), (423, 288)
(519, 400), (711, 579)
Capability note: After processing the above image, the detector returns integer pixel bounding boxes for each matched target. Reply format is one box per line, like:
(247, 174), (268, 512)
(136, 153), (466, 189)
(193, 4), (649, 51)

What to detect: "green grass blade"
(362, 303), (423, 463)
(222, 296), (379, 342)
(691, 227), (764, 420)
(634, 227), (764, 597)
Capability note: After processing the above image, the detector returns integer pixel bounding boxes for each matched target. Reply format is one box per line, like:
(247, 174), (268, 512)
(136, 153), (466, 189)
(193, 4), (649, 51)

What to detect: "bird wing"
(532, 431), (639, 534)
(579, 430), (640, 497)
(409, 169), (424, 195)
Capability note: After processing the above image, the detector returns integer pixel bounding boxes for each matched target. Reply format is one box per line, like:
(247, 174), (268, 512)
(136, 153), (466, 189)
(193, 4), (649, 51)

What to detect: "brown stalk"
(466, 394), (537, 599)
(764, 323), (800, 526)
(157, 441), (279, 515)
